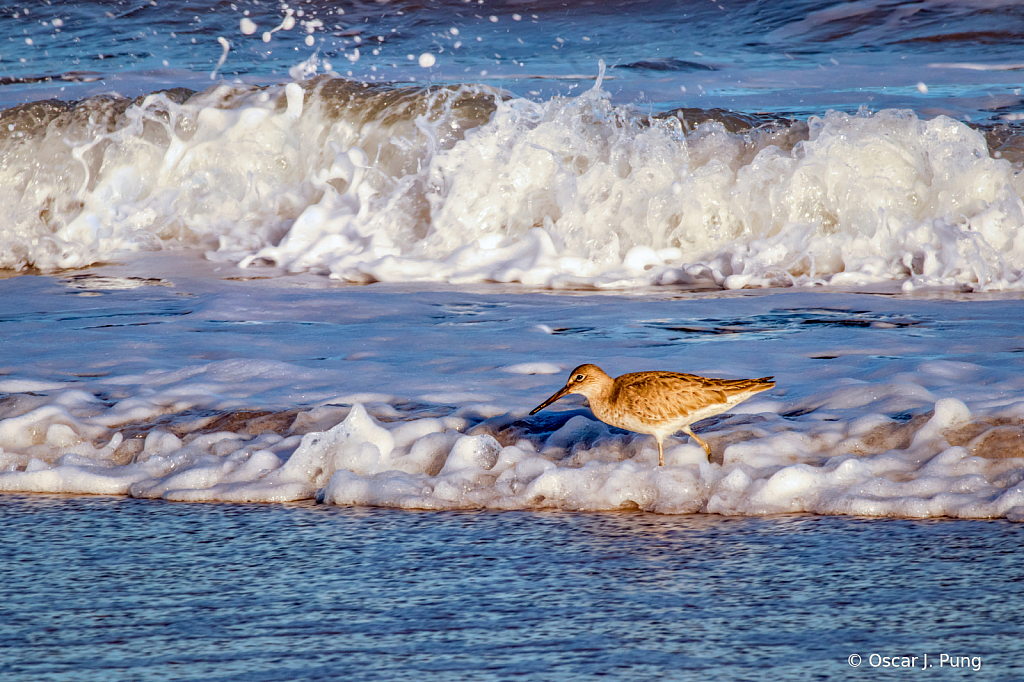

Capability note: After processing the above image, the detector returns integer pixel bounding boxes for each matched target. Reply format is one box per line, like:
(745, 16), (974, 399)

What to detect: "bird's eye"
(573, 374), (585, 382)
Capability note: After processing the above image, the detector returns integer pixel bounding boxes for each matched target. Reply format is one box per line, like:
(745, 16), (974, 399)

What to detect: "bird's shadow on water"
(490, 406), (768, 465)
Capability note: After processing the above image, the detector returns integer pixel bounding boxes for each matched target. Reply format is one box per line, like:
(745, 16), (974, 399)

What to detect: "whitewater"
(3, 70), (1024, 292)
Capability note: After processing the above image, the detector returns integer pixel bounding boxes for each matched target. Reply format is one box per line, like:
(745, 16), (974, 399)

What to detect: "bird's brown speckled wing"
(610, 372), (774, 423)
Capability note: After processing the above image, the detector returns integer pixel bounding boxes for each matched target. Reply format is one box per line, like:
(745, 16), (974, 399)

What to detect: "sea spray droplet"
(240, 18), (257, 35)
(210, 36), (230, 80)
(262, 9), (295, 42)
(418, 53), (436, 68)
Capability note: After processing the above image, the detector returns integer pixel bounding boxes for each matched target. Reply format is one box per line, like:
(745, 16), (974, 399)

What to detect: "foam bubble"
(501, 363), (562, 375)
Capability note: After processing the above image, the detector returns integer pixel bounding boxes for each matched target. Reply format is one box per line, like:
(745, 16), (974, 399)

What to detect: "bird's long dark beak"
(529, 385), (571, 415)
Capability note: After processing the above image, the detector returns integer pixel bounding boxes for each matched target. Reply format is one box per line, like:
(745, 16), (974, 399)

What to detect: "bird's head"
(529, 364), (609, 415)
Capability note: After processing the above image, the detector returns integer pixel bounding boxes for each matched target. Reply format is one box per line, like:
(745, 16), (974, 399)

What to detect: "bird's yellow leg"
(683, 426), (710, 459)
(657, 439), (664, 467)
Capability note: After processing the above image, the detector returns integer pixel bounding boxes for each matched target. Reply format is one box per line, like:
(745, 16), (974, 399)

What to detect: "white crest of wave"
(2, 76), (1023, 289)
(249, 89), (1024, 290)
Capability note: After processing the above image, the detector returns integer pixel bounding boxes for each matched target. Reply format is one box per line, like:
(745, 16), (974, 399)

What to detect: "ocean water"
(2, 494), (1021, 682)
(3, 0), (1024, 677)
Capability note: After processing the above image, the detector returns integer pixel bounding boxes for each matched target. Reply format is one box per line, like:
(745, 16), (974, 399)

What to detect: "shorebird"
(530, 364), (774, 466)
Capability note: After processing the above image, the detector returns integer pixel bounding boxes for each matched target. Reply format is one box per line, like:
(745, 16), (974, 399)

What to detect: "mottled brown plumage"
(530, 364), (774, 465)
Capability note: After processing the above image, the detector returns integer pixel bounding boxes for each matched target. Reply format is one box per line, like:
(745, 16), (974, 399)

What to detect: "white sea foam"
(2, 77), (1023, 290)
(1, 361), (1022, 518)
(0, 272), (1022, 519)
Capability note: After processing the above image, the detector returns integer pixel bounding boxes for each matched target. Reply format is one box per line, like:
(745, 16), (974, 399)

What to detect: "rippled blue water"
(1, 494), (1021, 681)
(4, 0), (1024, 118)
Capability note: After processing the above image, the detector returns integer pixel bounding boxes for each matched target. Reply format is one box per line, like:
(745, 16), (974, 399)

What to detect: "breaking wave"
(3, 71), (1024, 290)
